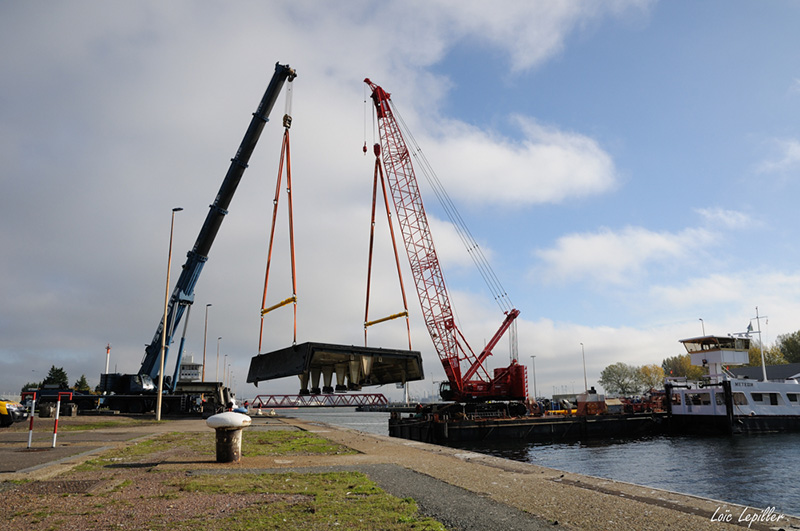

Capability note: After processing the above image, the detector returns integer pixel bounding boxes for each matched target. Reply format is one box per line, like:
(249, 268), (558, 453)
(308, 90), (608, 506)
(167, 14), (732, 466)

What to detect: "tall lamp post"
(699, 318), (705, 335)
(530, 355), (537, 400)
(202, 304), (212, 381)
(156, 207), (183, 421)
(216, 337), (222, 382)
(580, 342), (588, 392)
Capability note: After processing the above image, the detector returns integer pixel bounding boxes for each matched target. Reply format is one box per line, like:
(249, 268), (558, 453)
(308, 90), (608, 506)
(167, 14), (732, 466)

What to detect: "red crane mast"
(365, 79), (527, 402)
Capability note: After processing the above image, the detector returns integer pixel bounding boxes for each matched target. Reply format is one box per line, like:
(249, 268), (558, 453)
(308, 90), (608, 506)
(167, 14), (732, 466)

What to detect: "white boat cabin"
(667, 335), (800, 420)
(679, 335), (749, 384)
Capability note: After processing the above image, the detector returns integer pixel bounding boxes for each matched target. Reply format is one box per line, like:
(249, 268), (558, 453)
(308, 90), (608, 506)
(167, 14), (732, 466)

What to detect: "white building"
(179, 355), (203, 382)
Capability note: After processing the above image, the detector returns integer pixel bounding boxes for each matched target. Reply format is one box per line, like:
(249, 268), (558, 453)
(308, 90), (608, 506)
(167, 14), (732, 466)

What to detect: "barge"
(389, 394), (665, 444)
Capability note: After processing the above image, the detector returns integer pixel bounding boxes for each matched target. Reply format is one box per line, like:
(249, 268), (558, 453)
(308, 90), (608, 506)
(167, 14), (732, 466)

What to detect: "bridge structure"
(250, 393), (388, 408)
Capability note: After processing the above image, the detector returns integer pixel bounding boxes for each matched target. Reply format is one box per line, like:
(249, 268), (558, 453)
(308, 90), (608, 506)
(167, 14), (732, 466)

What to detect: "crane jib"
(365, 77), (527, 402)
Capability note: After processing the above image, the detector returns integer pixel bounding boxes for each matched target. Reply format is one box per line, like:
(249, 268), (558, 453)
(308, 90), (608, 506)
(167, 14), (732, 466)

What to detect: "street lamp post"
(699, 318), (705, 335)
(202, 304), (212, 382)
(580, 342), (588, 392)
(216, 337), (222, 382)
(530, 355), (537, 400)
(156, 207), (183, 421)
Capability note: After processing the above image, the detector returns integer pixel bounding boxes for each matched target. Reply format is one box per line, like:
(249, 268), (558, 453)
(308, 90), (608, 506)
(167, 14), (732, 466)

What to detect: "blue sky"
(2, 1), (800, 401)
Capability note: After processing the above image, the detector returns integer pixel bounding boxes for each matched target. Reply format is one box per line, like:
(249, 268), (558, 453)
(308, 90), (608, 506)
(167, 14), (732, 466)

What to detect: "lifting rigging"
(247, 72), (425, 396)
(364, 78), (527, 403)
(258, 79), (298, 352)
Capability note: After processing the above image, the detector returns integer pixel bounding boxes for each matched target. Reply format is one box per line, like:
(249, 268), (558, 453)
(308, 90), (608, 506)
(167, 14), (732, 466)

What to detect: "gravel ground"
(192, 463), (554, 530)
(2, 414), (799, 530)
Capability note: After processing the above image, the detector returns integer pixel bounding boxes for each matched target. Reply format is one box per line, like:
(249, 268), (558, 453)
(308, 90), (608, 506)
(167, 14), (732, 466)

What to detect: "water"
(275, 406), (392, 436)
(459, 434), (800, 517)
(276, 407), (800, 516)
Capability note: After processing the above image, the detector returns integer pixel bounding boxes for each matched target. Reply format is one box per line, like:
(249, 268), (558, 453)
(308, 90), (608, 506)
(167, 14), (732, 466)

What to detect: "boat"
(664, 335), (800, 434)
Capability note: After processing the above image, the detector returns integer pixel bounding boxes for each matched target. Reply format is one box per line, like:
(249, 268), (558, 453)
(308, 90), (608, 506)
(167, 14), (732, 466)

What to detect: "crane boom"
(365, 78), (526, 402)
(139, 63), (296, 386)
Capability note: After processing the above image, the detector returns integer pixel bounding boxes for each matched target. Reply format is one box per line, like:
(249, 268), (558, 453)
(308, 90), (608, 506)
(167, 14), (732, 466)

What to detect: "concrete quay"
(1, 414), (798, 530)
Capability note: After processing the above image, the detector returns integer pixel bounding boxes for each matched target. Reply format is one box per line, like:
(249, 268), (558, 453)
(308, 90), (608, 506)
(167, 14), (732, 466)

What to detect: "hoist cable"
(390, 102), (514, 314)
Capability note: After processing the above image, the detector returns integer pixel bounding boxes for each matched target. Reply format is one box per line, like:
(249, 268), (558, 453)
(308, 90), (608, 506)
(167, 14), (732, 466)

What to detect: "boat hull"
(666, 413), (800, 435)
(389, 413), (665, 444)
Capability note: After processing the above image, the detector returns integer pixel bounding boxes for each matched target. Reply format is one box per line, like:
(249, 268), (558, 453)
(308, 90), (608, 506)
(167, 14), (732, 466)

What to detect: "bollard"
(206, 411), (251, 463)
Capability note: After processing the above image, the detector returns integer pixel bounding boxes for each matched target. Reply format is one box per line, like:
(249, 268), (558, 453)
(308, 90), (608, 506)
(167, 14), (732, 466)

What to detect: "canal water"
(277, 407), (800, 517)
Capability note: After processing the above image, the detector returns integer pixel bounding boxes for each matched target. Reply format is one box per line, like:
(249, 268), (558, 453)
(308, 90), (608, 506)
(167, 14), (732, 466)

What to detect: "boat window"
(687, 392), (711, 405)
(751, 392), (782, 405)
(788, 393), (799, 404)
(733, 393), (748, 405)
(715, 393), (725, 406)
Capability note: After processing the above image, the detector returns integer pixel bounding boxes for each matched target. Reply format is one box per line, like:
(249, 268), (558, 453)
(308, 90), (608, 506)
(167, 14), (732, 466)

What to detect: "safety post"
(21, 391), (37, 449)
(52, 392), (72, 448)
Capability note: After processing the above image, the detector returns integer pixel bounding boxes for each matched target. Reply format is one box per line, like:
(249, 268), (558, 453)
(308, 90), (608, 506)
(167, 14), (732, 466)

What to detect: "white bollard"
(206, 411), (251, 463)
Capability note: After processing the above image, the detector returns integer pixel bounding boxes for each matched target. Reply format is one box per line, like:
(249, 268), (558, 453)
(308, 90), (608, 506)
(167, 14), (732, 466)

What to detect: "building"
(730, 363), (800, 381)
(179, 355), (203, 382)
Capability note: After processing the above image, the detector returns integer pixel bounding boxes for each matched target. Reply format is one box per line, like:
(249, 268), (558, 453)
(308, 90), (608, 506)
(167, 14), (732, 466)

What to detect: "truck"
(27, 384), (99, 412)
(97, 62), (296, 416)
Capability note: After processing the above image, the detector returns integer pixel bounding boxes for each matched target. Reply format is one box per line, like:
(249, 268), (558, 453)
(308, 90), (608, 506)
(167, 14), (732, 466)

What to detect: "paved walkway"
(2, 414), (798, 530)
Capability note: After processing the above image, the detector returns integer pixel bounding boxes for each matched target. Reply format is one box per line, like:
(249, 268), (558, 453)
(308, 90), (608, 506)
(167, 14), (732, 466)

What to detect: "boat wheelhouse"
(665, 335), (800, 434)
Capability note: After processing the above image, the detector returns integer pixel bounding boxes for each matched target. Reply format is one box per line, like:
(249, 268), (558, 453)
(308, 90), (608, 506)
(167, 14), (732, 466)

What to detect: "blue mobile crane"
(99, 63), (296, 415)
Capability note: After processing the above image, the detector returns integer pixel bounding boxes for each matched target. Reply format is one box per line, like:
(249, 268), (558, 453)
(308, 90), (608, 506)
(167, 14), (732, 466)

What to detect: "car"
(0, 398), (29, 427)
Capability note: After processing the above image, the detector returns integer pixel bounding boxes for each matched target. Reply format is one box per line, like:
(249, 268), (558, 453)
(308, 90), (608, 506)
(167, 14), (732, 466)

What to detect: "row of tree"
(599, 330), (800, 396)
(21, 365), (92, 394)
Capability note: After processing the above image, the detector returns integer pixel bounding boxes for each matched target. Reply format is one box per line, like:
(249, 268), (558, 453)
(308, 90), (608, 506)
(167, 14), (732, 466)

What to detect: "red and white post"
(52, 392), (72, 448)
(21, 391), (36, 449)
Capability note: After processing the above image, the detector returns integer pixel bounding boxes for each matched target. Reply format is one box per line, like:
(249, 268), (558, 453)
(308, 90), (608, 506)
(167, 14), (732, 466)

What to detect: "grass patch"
(242, 430), (356, 456)
(71, 429), (354, 473)
(71, 433), (187, 471)
(59, 418), (161, 432)
(174, 471), (445, 530)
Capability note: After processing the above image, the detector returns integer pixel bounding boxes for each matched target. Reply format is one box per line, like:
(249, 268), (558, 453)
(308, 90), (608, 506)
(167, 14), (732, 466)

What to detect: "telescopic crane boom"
(139, 63), (297, 388)
(364, 78), (526, 402)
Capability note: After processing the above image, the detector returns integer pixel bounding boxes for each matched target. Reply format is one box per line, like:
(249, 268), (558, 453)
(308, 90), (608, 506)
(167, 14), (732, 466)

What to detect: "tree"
(598, 362), (641, 396)
(42, 365), (69, 388)
(73, 374), (91, 392)
(638, 364), (665, 391)
(747, 343), (787, 366)
(20, 381), (40, 394)
(661, 354), (704, 380)
(775, 331), (800, 363)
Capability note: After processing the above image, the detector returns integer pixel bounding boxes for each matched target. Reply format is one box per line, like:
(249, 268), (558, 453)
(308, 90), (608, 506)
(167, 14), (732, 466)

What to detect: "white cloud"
(649, 274), (747, 308)
(695, 207), (755, 230)
(431, 0), (655, 72)
(427, 117), (617, 205)
(534, 226), (714, 285)
(756, 138), (800, 175)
